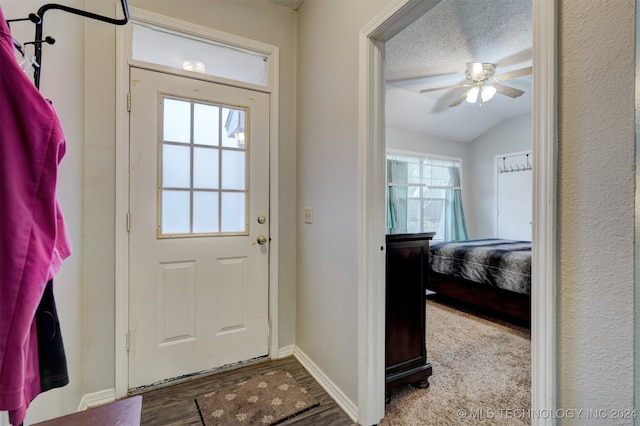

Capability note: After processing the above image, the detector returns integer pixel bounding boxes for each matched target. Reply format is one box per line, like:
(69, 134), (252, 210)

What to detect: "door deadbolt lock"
(257, 235), (268, 245)
(257, 215), (267, 224)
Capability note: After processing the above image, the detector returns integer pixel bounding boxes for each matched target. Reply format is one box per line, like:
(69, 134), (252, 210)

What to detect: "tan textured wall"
(557, 0), (635, 421)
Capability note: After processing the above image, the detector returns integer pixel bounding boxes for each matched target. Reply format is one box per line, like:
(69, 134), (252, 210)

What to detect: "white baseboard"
(276, 344), (295, 358)
(293, 346), (358, 423)
(77, 388), (116, 411)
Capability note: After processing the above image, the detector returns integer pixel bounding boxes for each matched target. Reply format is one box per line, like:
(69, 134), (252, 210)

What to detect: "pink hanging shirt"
(0, 7), (72, 425)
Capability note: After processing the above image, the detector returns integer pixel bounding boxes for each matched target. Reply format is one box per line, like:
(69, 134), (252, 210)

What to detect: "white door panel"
(128, 68), (269, 389)
(496, 153), (532, 241)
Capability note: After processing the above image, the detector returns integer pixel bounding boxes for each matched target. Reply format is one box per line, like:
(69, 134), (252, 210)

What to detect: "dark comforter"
(429, 239), (531, 295)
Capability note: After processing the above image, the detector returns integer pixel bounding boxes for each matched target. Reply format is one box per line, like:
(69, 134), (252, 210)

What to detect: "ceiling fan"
(419, 62), (532, 108)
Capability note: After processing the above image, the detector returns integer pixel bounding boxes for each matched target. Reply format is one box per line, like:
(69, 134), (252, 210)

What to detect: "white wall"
(557, 1), (635, 418)
(468, 113), (532, 237)
(82, 0), (117, 399)
(386, 126), (469, 159)
(296, 0), (390, 406)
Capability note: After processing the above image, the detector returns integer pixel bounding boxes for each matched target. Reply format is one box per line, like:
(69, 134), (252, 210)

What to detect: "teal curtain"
(444, 166), (469, 241)
(387, 159), (408, 234)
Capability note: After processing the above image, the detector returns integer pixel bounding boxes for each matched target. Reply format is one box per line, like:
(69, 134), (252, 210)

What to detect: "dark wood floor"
(131, 356), (356, 425)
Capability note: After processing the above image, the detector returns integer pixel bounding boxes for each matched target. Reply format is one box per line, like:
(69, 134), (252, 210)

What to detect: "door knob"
(257, 235), (268, 245)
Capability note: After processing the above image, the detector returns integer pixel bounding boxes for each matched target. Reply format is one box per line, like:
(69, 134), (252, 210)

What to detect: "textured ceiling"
(385, 0), (532, 142)
(268, 0), (304, 11)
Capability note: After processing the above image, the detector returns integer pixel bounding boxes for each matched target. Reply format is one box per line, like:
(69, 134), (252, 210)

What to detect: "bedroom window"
(387, 152), (468, 241)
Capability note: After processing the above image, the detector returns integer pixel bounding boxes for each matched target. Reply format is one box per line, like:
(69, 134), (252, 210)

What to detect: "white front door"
(128, 67), (270, 389)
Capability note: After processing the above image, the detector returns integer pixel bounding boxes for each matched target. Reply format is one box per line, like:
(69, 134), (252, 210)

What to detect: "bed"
(427, 238), (531, 324)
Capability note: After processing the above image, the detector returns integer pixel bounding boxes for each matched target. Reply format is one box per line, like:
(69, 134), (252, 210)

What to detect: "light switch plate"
(304, 207), (313, 224)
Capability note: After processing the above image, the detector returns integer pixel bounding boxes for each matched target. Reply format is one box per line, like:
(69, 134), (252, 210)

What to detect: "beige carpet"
(380, 298), (531, 426)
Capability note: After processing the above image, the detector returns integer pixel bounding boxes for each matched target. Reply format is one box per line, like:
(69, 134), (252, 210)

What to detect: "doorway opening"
(358, 1), (556, 424)
(115, 7), (280, 398)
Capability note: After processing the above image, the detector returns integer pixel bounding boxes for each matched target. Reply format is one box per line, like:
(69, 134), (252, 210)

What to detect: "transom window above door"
(132, 23), (269, 87)
(159, 95), (249, 237)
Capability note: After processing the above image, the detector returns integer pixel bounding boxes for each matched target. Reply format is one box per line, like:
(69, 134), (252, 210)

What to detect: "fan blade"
(419, 83), (467, 93)
(493, 66), (532, 82)
(448, 91), (468, 108)
(494, 84), (525, 98)
(430, 86), (469, 113)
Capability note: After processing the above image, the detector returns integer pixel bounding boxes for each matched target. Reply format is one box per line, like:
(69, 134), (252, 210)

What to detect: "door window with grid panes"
(159, 96), (248, 237)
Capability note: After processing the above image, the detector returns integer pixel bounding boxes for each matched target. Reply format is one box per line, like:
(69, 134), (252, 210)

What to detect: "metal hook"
(5, 13), (42, 25)
(24, 36), (56, 46)
(32, 0), (130, 88)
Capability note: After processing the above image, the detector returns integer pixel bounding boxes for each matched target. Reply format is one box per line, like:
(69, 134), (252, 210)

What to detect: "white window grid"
(158, 95), (249, 238)
(387, 152), (462, 238)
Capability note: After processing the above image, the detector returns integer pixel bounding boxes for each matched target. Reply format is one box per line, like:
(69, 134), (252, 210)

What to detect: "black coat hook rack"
(7, 0), (130, 89)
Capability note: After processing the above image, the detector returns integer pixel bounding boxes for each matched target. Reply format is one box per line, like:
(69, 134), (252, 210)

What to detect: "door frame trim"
(357, 1), (556, 424)
(114, 7), (280, 397)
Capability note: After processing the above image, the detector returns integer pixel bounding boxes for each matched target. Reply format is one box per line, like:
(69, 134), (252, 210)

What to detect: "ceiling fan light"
(468, 62), (484, 80)
(466, 86), (480, 103)
(481, 85), (497, 102)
